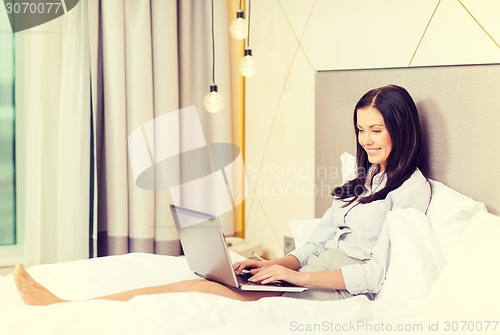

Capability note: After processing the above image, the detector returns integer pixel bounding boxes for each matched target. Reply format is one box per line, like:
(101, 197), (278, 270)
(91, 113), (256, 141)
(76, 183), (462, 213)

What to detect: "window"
(0, 11), (16, 248)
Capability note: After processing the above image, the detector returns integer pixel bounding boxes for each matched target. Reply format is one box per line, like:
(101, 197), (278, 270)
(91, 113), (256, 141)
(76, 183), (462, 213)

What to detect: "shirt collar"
(365, 165), (387, 193)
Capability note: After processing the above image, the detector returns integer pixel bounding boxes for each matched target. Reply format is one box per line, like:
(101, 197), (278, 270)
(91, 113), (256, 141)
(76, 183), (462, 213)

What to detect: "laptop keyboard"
(236, 272), (294, 287)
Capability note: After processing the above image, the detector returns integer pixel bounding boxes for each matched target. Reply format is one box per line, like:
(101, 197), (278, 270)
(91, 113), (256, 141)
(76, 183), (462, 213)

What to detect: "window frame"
(0, 12), (28, 266)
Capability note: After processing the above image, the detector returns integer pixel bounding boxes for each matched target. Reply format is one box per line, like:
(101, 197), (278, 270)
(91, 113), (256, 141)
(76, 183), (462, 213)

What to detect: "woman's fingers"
(232, 259), (263, 274)
(249, 265), (288, 283)
(249, 265), (304, 286)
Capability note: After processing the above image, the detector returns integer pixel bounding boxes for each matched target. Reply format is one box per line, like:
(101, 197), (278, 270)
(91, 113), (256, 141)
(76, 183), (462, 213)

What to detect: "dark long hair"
(332, 85), (422, 204)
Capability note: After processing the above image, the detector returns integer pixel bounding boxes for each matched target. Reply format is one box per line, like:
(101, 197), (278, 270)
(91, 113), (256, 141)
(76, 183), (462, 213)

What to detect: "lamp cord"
(211, 0), (216, 84)
(246, 0), (251, 48)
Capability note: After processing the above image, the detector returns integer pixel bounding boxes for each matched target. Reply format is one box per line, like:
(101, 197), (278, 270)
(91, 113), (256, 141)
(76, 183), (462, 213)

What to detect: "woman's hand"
(235, 256), (346, 290)
(233, 258), (270, 275)
(233, 254), (302, 276)
(247, 264), (307, 287)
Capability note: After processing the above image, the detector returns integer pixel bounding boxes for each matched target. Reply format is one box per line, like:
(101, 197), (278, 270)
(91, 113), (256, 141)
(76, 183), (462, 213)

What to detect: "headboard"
(315, 64), (500, 216)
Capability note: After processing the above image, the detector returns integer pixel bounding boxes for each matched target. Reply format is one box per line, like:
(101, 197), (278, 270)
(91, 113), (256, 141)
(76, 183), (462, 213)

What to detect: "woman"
(14, 84), (431, 305)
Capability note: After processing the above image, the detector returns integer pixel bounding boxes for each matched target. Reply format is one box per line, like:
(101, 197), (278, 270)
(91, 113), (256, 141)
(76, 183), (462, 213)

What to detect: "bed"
(3, 64), (500, 334)
(2, 187), (499, 335)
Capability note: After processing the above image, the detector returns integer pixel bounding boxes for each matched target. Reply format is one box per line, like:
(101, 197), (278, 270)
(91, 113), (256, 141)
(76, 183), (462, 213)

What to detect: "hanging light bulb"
(205, 0), (224, 114)
(239, 49), (255, 77)
(204, 84), (225, 113)
(229, 10), (248, 40)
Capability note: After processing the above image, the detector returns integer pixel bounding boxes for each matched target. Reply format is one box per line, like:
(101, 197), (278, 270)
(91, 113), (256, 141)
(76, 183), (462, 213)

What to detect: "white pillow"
(427, 180), (487, 262)
(376, 208), (445, 301)
(427, 212), (500, 319)
(340, 152), (356, 184)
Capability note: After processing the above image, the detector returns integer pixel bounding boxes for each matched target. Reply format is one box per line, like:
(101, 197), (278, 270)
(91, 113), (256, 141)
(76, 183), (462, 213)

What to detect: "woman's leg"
(13, 264), (281, 306)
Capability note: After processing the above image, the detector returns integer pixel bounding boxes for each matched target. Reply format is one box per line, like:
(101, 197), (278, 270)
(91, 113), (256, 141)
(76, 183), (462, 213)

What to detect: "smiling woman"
(0, 12), (16, 247)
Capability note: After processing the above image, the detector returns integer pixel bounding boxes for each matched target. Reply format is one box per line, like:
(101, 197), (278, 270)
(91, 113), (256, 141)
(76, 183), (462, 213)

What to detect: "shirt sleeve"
(340, 216), (390, 294)
(340, 171), (431, 295)
(288, 202), (338, 268)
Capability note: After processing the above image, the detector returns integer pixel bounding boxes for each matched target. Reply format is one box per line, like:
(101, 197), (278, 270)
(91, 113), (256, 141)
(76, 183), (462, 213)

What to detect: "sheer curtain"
(17, 1), (90, 265)
(88, 0), (237, 257)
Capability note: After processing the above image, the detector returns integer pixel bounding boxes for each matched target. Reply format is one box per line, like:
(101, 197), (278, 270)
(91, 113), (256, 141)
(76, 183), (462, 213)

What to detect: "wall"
(244, 0), (500, 258)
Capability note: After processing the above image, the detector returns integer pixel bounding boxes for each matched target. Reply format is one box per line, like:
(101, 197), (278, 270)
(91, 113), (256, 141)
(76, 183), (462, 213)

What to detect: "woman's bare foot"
(13, 264), (66, 305)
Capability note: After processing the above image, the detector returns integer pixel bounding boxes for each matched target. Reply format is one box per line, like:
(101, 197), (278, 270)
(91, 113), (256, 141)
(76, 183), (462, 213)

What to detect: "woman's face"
(356, 107), (392, 171)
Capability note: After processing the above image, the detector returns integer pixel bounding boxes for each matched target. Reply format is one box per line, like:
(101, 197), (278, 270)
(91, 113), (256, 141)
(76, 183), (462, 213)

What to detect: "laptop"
(170, 204), (307, 292)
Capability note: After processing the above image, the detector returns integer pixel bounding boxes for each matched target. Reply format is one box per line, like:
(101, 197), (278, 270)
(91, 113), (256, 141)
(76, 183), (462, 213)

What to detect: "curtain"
(17, 1), (90, 264)
(88, 0), (239, 257)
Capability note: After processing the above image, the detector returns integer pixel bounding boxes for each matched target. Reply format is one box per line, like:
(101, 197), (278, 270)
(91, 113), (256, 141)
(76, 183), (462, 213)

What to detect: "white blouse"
(289, 167), (431, 295)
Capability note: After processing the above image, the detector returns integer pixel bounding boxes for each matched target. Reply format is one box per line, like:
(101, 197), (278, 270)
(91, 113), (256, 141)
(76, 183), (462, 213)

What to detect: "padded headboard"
(315, 64), (500, 216)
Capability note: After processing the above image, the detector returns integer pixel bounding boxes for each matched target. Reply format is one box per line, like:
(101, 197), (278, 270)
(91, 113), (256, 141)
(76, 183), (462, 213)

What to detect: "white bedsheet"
(0, 253), (424, 335)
